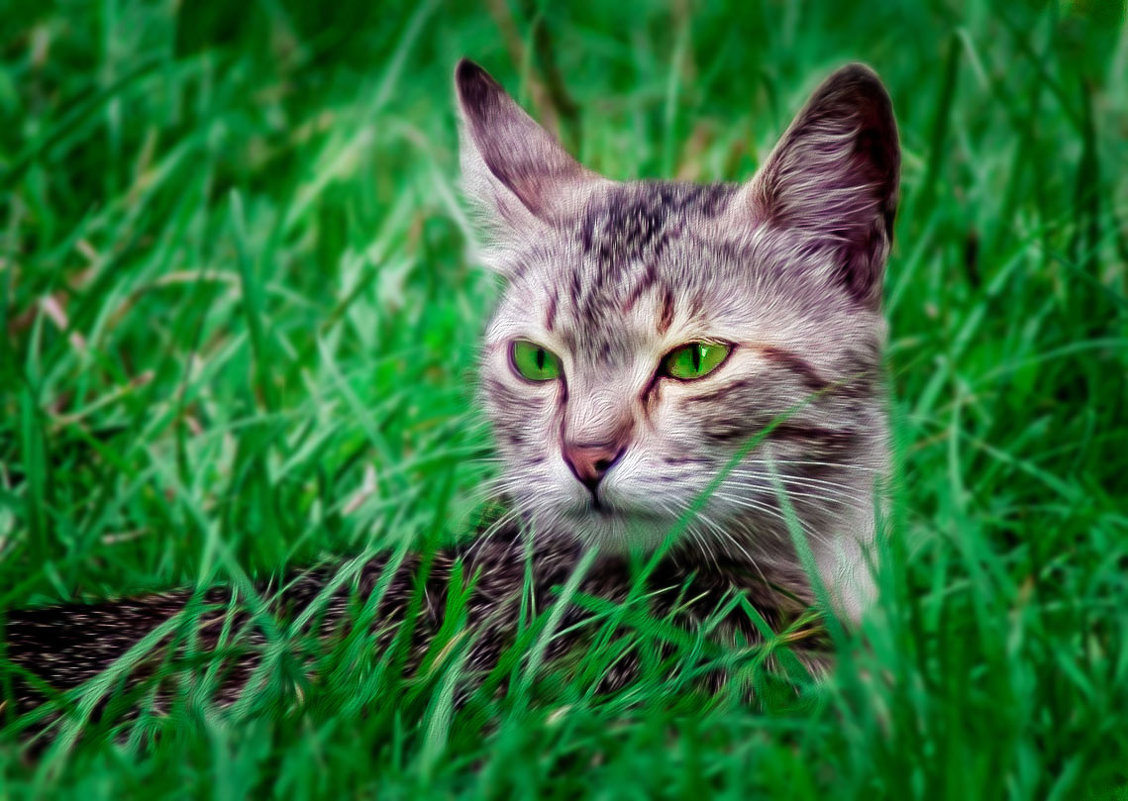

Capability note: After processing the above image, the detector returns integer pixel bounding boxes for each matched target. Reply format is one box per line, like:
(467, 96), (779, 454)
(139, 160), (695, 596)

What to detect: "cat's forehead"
(574, 181), (737, 272)
(500, 182), (745, 356)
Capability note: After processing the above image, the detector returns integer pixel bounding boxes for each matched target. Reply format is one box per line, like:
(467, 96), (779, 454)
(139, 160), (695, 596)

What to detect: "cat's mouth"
(562, 497), (615, 519)
(559, 496), (685, 552)
(588, 496), (613, 516)
(570, 496), (671, 522)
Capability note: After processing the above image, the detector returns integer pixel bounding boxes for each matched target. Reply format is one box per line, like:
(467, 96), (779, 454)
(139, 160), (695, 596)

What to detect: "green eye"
(510, 340), (562, 382)
(661, 341), (732, 380)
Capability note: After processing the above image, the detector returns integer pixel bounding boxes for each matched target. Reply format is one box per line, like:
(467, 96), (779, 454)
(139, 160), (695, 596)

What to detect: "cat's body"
(2, 61), (898, 733)
(4, 528), (822, 727)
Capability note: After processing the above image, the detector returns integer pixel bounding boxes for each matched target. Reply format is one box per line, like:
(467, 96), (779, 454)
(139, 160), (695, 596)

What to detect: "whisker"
(710, 489), (835, 550)
(765, 459), (884, 475)
(725, 472), (874, 512)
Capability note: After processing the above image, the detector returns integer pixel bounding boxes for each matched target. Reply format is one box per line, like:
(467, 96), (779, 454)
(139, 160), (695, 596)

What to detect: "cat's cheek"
(644, 398), (710, 459)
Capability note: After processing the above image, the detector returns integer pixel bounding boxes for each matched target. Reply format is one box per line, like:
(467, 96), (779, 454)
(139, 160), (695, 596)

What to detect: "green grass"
(2, 0), (1127, 797)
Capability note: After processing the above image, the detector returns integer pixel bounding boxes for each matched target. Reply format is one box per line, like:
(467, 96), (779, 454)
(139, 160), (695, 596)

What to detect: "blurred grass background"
(1, 0), (1127, 797)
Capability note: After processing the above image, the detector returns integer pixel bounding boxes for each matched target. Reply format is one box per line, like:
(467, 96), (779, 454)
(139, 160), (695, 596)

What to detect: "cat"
(2, 59), (899, 735)
(461, 58), (898, 620)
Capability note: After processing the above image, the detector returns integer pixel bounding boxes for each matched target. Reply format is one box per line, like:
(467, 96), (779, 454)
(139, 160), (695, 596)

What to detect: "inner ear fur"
(454, 59), (601, 229)
(745, 64), (901, 309)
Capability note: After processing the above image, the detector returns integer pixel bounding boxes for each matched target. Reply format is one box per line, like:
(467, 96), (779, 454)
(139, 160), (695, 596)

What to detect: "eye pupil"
(692, 345), (702, 372)
(536, 349), (545, 370)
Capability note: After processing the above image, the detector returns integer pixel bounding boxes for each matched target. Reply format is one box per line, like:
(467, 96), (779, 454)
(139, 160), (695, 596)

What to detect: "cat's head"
(455, 59), (899, 575)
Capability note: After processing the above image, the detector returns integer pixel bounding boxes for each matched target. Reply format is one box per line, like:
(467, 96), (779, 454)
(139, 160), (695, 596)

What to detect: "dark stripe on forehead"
(657, 288), (675, 335)
(621, 261), (659, 313)
(545, 289), (558, 332)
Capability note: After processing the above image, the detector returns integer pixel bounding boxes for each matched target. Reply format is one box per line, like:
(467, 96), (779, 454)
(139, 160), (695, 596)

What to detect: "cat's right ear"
(455, 60), (602, 247)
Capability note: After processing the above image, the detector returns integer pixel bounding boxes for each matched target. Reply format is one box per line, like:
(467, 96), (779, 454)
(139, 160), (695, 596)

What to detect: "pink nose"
(562, 442), (625, 493)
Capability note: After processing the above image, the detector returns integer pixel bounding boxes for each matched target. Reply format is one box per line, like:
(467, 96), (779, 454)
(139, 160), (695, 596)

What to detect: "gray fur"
(461, 59), (898, 619)
(2, 60), (898, 732)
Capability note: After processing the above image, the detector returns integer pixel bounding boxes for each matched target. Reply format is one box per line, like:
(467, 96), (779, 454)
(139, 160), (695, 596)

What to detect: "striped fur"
(2, 60), (898, 733)
(459, 59), (899, 620)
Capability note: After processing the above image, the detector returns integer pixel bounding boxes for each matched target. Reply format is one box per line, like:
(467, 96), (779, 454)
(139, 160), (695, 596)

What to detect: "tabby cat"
(2, 59), (899, 733)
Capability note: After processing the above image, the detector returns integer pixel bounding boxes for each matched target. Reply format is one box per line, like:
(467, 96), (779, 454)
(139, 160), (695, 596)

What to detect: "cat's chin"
(558, 503), (682, 553)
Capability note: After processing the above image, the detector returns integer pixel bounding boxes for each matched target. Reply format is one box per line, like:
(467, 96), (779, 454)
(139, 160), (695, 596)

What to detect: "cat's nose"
(562, 441), (625, 493)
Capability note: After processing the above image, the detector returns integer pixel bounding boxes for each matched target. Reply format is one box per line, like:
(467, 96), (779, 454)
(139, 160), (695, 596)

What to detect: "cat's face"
(457, 60), (899, 566)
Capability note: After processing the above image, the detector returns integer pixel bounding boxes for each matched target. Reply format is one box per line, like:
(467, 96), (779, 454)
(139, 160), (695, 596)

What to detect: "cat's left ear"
(454, 59), (603, 242)
(739, 64), (900, 310)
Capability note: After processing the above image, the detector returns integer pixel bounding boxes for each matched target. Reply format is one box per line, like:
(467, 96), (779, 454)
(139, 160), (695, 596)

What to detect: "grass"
(1, 0), (1127, 797)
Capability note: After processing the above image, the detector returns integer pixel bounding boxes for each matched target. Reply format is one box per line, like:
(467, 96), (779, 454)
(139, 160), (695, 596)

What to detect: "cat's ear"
(454, 59), (601, 236)
(742, 64), (900, 309)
